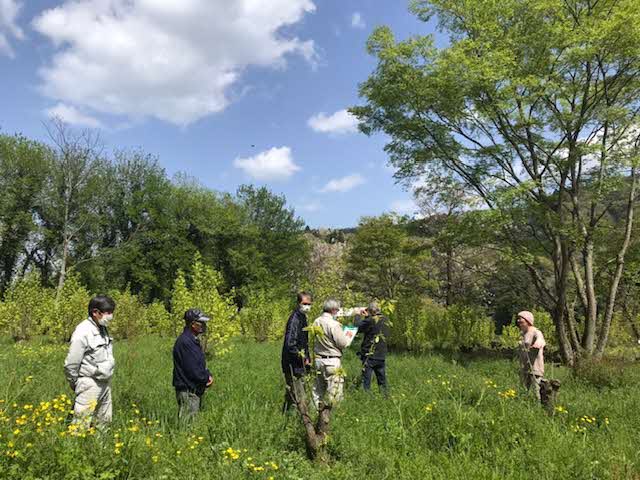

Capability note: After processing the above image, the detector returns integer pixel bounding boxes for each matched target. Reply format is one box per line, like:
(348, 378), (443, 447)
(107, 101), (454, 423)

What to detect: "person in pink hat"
(516, 310), (546, 400)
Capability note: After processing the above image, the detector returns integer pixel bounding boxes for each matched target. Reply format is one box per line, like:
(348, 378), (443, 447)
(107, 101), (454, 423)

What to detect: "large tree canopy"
(353, 0), (640, 362)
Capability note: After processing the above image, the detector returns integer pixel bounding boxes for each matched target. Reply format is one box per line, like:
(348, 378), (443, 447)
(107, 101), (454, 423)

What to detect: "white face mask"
(300, 304), (311, 313)
(98, 313), (113, 327)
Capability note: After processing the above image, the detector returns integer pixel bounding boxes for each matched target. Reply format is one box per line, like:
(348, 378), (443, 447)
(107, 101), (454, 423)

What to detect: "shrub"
(109, 288), (149, 339)
(145, 301), (172, 337)
(389, 296), (494, 352)
(572, 357), (630, 389)
(171, 255), (239, 355)
(51, 272), (89, 342)
(239, 289), (292, 342)
(0, 272), (55, 341)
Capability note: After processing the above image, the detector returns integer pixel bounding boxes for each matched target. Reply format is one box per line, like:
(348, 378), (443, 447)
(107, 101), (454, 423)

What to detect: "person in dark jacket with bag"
(281, 292), (312, 412)
(173, 309), (213, 421)
(355, 302), (390, 393)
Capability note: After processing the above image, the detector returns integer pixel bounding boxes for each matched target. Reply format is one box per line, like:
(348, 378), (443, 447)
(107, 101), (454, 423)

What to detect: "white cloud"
(320, 174), (365, 193)
(0, 0), (24, 57)
(45, 103), (102, 128)
(33, 0), (317, 126)
(351, 12), (365, 29)
(234, 146), (300, 181)
(390, 199), (418, 215)
(308, 109), (359, 135)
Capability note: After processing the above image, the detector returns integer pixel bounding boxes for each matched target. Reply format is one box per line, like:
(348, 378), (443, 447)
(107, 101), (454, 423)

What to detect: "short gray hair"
(368, 302), (381, 315)
(323, 299), (340, 313)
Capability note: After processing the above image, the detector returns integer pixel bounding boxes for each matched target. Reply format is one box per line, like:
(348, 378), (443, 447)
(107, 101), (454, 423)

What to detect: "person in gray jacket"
(312, 299), (354, 408)
(64, 295), (116, 427)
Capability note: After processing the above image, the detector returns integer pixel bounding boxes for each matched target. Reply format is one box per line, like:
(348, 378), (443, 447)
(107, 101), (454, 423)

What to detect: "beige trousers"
(73, 377), (112, 427)
(313, 357), (344, 408)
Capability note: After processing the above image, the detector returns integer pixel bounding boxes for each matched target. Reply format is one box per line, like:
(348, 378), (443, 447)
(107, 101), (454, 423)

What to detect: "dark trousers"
(282, 368), (306, 413)
(362, 358), (387, 391)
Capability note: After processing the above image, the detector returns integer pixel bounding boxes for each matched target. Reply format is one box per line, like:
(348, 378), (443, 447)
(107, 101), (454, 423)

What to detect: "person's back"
(357, 314), (390, 361)
(313, 312), (350, 358)
(355, 303), (390, 392)
(311, 300), (352, 407)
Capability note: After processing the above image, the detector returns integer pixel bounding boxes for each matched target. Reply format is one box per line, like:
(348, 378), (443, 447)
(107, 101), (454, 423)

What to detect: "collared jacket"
(281, 307), (310, 376)
(355, 314), (390, 361)
(173, 327), (211, 395)
(64, 317), (115, 390)
(313, 312), (351, 358)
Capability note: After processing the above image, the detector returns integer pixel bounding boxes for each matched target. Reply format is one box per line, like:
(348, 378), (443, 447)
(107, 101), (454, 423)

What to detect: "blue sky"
(0, 1), (440, 228)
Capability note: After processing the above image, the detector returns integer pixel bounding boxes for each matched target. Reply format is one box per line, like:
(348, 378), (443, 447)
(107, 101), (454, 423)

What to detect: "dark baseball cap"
(184, 308), (210, 324)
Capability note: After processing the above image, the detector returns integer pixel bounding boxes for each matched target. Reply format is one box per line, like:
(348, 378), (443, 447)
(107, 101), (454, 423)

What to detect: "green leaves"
(171, 254), (239, 356)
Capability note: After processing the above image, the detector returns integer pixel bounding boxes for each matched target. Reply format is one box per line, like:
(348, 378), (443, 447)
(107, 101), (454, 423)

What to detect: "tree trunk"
(596, 166), (638, 357)
(56, 235), (69, 300)
(445, 246), (453, 307)
(581, 240), (598, 355)
(552, 234), (575, 365)
(292, 391), (333, 463)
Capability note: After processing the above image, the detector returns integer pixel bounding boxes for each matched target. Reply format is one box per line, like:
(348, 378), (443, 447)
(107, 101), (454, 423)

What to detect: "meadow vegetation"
(0, 338), (638, 479)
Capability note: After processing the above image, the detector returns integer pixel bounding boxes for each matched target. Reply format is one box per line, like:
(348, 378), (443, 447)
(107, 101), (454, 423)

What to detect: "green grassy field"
(0, 337), (638, 479)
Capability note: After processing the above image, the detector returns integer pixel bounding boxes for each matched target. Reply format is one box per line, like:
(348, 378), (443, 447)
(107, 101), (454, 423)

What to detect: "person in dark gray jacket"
(354, 302), (390, 393)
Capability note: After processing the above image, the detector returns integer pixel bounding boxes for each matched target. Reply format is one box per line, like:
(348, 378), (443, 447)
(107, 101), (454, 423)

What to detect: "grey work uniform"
(64, 318), (115, 426)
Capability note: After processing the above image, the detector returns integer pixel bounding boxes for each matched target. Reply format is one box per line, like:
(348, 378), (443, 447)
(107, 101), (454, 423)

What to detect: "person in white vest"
(312, 299), (354, 408)
(64, 295), (116, 427)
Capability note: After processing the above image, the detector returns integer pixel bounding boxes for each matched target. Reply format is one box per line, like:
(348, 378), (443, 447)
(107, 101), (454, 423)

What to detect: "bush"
(145, 301), (172, 337)
(0, 272), (55, 341)
(171, 255), (239, 356)
(607, 313), (636, 348)
(109, 288), (149, 339)
(239, 289), (293, 342)
(51, 272), (90, 342)
(389, 296), (494, 352)
(572, 357), (630, 389)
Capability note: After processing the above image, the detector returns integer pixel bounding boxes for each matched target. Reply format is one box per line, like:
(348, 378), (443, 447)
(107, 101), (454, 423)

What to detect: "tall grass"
(0, 337), (638, 479)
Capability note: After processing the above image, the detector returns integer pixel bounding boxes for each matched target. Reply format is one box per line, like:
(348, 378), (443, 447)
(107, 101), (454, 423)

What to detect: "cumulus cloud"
(308, 109), (359, 135)
(234, 146), (300, 181)
(351, 12), (365, 29)
(45, 103), (102, 128)
(0, 0), (24, 57)
(32, 0), (317, 126)
(320, 174), (365, 193)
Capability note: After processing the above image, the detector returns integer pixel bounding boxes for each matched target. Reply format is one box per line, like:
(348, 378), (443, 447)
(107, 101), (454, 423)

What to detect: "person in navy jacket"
(281, 292), (312, 412)
(173, 309), (213, 420)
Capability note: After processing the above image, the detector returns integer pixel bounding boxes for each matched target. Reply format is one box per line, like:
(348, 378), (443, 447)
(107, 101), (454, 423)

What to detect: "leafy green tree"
(0, 135), (50, 294)
(353, 0), (640, 362)
(39, 119), (103, 298)
(171, 255), (239, 355)
(235, 185), (308, 296)
(76, 150), (188, 301)
(346, 215), (433, 300)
